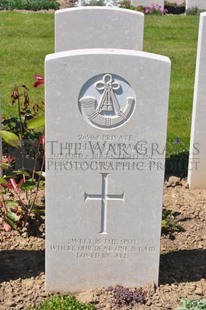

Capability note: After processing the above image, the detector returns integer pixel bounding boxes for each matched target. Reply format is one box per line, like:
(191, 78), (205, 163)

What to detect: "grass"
(144, 15), (199, 152)
(0, 12), (200, 156)
(0, 11), (54, 116)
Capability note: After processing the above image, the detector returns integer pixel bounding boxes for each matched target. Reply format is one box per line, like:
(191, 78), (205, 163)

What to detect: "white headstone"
(55, 7), (144, 52)
(45, 48), (171, 291)
(188, 12), (206, 189)
(167, 0), (184, 3)
(186, 0), (206, 10)
(131, 0), (164, 9)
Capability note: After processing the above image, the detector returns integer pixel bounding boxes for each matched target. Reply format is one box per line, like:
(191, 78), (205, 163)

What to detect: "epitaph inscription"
(79, 73), (135, 129)
(50, 238), (156, 260)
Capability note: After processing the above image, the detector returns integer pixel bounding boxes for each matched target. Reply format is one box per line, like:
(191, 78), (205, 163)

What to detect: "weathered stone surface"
(131, 0), (164, 8)
(55, 7), (144, 52)
(186, 0), (206, 10)
(45, 48), (170, 292)
(188, 12), (206, 189)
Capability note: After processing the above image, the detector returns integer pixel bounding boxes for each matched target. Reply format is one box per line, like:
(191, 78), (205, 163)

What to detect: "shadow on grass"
(159, 249), (206, 285)
(0, 250), (44, 282)
(165, 151), (189, 179)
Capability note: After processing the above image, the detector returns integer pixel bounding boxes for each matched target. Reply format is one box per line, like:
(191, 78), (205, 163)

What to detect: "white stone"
(78, 0), (119, 6)
(188, 12), (206, 189)
(55, 7), (144, 52)
(186, 0), (206, 10)
(167, 0), (184, 4)
(45, 48), (171, 292)
(131, 0), (164, 8)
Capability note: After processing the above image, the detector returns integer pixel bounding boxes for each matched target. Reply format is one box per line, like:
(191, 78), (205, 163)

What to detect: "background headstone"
(46, 48), (171, 291)
(55, 7), (144, 52)
(186, 0), (206, 10)
(131, 0), (164, 8)
(168, 0), (185, 3)
(188, 12), (206, 189)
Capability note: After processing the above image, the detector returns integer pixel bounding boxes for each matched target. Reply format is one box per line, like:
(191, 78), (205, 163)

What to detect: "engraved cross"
(84, 173), (125, 234)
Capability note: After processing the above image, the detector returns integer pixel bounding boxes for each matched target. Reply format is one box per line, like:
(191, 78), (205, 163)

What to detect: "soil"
(0, 176), (206, 310)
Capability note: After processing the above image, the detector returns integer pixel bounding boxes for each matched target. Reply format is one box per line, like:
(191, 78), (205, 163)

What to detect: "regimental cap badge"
(79, 73), (136, 129)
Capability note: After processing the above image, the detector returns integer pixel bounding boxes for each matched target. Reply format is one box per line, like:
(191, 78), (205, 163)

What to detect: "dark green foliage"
(0, 84), (45, 233)
(0, 0), (59, 11)
(2, 84), (44, 168)
(162, 208), (184, 235)
(164, 1), (185, 14)
(166, 151), (189, 178)
(2, 116), (42, 160)
(107, 285), (146, 306)
(28, 295), (96, 310)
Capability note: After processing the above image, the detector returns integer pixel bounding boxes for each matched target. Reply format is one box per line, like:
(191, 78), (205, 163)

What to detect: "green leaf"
(5, 216), (17, 230)
(161, 219), (169, 229)
(0, 130), (21, 148)
(3, 172), (16, 178)
(5, 200), (19, 208)
(13, 169), (30, 177)
(0, 163), (11, 170)
(0, 178), (8, 184)
(6, 211), (19, 222)
(35, 171), (45, 178)
(21, 180), (35, 191)
(26, 115), (45, 129)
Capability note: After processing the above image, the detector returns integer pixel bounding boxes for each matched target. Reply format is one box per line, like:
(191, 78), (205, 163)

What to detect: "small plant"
(0, 77), (45, 233)
(107, 285), (146, 306)
(119, 0), (131, 9)
(28, 295), (96, 310)
(176, 299), (206, 310)
(120, 2), (168, 15)
(144, 3), (168, 15)
(161, 208), (184, 235)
